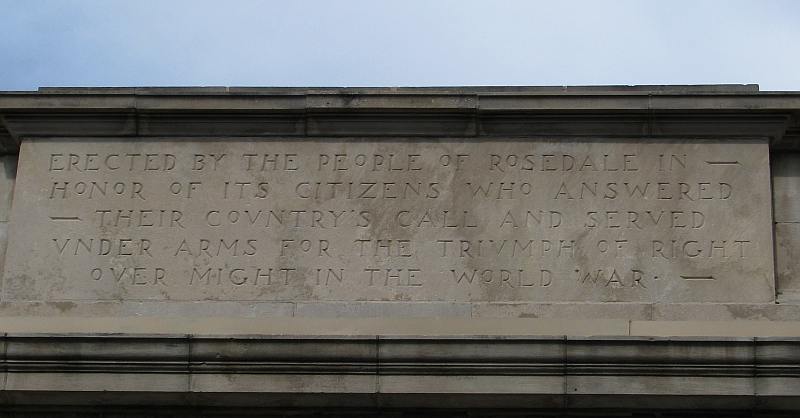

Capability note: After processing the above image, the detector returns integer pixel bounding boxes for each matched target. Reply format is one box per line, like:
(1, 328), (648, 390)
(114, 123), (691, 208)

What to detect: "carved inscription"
(2, 139), (775, 302)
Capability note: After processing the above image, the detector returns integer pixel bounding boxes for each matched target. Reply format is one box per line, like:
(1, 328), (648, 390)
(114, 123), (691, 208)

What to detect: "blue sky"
(1, 0), (799, 91)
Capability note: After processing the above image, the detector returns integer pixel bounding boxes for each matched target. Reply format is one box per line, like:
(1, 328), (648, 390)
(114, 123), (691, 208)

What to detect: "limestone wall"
(0, 87), (799, 411)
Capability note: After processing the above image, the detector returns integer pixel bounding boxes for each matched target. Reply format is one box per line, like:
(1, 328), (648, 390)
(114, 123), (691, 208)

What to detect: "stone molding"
(2, 334), (800, 409)
(0, 88), (799, 154)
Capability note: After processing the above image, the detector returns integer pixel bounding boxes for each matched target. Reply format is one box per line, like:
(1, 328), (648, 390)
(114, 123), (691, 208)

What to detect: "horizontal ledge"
(0, 333), (796, 373)
(0, 111), (790, 139)
(0, 317), (629, 336)
(0, 92), (799, 111)
(0, 393), (787, 411)
(3, 317), (800, 337)
(3, 333), (799, 408)
(32, 85), (763, 94)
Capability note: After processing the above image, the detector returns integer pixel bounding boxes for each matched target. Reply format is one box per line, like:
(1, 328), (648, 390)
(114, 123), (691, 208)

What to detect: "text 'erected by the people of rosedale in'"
(2, 138), (775, 303)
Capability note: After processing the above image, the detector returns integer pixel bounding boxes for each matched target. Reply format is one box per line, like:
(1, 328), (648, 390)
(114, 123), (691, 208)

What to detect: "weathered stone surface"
(774, 223), (800, 301)
(773, 154), (800, 302)
(0, 316), (632, 336)
(652, 302), (800, 321)
(0, 155), (16, 288)
(1, 138), (774, 305)
(772, 153), (800, 223)
(4, 333), (800, 411)
(629, 320), (800, 337)
(471, 302), (654, 319)
(294, 301), (472, 317)
(0, 155), (16, 221)
(0, 86), (798, 414)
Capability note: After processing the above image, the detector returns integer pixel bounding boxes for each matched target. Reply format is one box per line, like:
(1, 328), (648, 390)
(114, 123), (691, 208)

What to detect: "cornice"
(0, 88), (797, 154)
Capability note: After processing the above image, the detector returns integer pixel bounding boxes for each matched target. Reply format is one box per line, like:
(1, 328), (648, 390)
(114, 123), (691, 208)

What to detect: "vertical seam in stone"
(1, 332), (6, 396)
(562, 335), (568, 410)
(135, 109), (140, 137)
(303, 95), (309, 137)
(133, 93), (140, 137)
(473, 95), (480, 137)
(647, 93), (653, 137)
(374, 335), (381, 408)
(753, 337), (759, 402)
(186, 334), (193, 396)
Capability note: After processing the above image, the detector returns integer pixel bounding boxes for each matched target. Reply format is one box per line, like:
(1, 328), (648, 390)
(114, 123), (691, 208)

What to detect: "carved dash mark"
(50, 216), (81, 221)
(680, 275), (716, 281)
(705, 160), (740, 166)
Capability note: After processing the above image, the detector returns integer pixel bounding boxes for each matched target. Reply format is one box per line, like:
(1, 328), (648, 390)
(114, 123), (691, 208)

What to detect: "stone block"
(294, 302), (471, 317)
(2, 138), (775, 306)
(377, 375), (564, 395)
(190, 336), (377, 366)
(630, 320), (800, 337)
(0, 336), (5, 392)
(0, 301), (122, 316)
(772, 153), (800, 222)
(189, 374), (376, 394)
(119, 301), (293, 317)
(567, 336), (754, 365)
(0, 155), (16, 222)
(653, 303), (800, 321)
(566, 336), (757, 399)
(471, 302), (652, 319)
(0, 316), (631, 336)
(565, 375), (754, 397)
(5, 371), (188, 393)
(565, 394), (755, 410)
(755, 338), (800, 397)
(378, 336), (564, 365)
(0, 222), (7, 283)
(776, 223), (800, 301)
